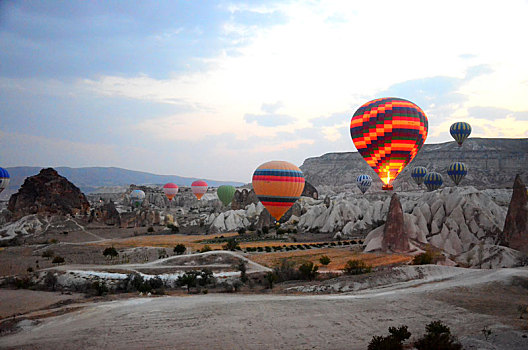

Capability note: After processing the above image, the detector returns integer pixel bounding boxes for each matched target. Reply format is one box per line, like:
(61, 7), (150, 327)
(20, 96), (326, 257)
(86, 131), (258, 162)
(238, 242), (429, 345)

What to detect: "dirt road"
(1, 267), (527, 349)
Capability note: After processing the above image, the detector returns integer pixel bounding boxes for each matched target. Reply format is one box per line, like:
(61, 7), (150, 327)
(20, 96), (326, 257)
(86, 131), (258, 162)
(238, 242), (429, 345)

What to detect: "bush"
(265, 271), (277, 289)
(412, 251), (434, 265)
(200, 245), (212, 253)
(103, 247), (119, 258)
(319, 255), (331, 266)
(198, 269), (215, 286)
(343, 260), (371, 275)
(52, 256), (65, 265)
(265, 246), (272, 252)
(237, 227), (246, 235)
(42, 250), (54, 259)
(178, 271), (199, 293)
(368, 325), (411, 350)
(298, 261), (319, 281)
(173, 244), (186, 255)
(147, 226), (154, 233)
(223, 238), (240, 251)
(27, 267), (34, 273)
(262, 226), (269, 234)
(91, 280), (109, 296)
(44, 272), (58, 291)
(238, 261), (248, 283)
(414, 321), (462, 350)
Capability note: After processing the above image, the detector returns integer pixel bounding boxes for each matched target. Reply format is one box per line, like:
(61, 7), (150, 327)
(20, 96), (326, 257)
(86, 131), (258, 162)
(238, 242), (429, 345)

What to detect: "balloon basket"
(382, 184), (393, 191)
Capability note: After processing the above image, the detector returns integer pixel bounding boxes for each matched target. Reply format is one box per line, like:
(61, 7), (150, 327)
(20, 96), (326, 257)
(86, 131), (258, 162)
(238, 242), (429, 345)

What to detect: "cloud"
(244, 113), (295, 127)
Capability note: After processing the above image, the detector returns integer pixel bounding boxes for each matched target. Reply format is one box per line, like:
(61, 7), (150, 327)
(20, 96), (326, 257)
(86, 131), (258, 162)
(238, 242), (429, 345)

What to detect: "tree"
(223, 238), (240, 251)
(298, 261), (319, 280)
(319, 255), (331, 266)
(198, 269), (214, 286)
(265, 272), (277, 289)
(414, 320), (462, 350)
(343, 259), (371, 275)
(178, 272), (198, 293)
(52, 256), (65, 265)
(238, 261), (248, 283)
(368, 325), (411, 350)
(44, 272), (58, 291)
(173, 244), (186, 255)
(103, 247), (118, 259)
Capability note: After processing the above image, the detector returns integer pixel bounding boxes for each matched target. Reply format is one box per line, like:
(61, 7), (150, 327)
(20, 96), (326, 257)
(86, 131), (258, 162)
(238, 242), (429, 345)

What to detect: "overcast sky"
(1, 0), (527, 182)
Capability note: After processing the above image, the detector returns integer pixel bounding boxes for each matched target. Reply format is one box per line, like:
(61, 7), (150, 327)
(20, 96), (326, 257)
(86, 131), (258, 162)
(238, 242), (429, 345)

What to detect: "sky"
(1, 0), (527, 183)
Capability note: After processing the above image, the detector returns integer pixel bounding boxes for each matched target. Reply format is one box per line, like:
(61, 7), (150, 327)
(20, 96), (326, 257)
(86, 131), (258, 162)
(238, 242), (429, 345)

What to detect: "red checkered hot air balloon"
(350, 97), (428, 190)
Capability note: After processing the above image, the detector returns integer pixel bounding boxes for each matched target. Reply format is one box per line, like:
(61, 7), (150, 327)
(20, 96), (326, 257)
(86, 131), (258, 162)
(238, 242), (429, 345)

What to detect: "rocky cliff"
(301, 138), (528, 190)
(7, 168), (90, 220)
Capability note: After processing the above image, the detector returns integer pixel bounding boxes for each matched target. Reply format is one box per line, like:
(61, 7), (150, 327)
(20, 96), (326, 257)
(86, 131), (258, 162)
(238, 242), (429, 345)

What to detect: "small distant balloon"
(0, 167), (10, 194)
(163, 183), (179, 201)
(450, 122), (471, 147)
(130, 189), (146, 207)
(356, 174), (372, 194)
(424, 172), (443, 191)
(191, 180), (208, 200)
(447, 162), (467, 186)
(350, 97), (428, 190)
(217, 185), (236, 206)
(252, 160), (305, 221)
(411, 166), (427, 186)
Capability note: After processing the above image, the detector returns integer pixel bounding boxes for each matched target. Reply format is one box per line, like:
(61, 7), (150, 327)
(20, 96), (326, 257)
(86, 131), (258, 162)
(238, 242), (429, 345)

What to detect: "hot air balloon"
(350, 97), (428, 190)
(191, 180), (208, 200)
(252, 160), (305, 221)
(130, 189), (146, 207)
(217, 185), (236, 206)
(0, 167), (10, 194)
(163, 183), (179, 201)
(447, 162), (467, 185)
(356, 174), (372, 194)
(424, 172), (443, 191)
(450, 122), (471, 146)
(411, 166), (427, 186)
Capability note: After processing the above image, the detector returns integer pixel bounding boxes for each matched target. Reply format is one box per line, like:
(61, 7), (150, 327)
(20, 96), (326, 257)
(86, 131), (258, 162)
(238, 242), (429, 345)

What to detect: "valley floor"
(1, 267), (527, 349)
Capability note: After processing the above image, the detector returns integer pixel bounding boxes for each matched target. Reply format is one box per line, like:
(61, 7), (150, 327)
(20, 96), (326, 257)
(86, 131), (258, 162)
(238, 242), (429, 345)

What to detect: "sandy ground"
(0, 289), (83, 319)
(1, 267), (527, 349)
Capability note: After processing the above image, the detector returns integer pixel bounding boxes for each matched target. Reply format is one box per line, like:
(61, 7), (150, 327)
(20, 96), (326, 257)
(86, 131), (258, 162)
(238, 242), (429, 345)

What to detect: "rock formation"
(500, 175), (528, 253)
(8, 168), (89, 220)
(89, 201), (121, 226)
(381, 194), (411, 253)
(231, 189), (258, 210)
(301, 138), (528, 189)
(301, 181), (318, 199)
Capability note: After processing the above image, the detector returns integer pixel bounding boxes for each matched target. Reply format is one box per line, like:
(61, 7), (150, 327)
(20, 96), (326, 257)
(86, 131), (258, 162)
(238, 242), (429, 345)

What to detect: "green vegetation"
(103, 246), (119, 259)
(52, 256), (65, 265)
(223, 238), (240, 251)
(298, 261), (319, 281)
(173, 244), (186, 255)
(319, 255), (331, 266)
(343, 259), (371, 275)
(368, 325), (411, 350)
(414, 321), (462, 350)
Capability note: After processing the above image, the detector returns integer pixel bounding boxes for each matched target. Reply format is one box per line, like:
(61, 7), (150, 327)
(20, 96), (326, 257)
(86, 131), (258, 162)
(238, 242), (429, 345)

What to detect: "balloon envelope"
(447, 162), (467, 185)
(130, 189), (146, 207)
(0, 167), (10, 194)
(424, 172), (443, 191)
(450, 122), (471, 146)
(217, 185), (236, 206)
(411, 166), (427, 186)
(356, 174), (372, 194)
(191, 180), (208, 200)
(163, 183), (179, 201)
(350, 97), (428, 189)
(252, 160), (305, 221)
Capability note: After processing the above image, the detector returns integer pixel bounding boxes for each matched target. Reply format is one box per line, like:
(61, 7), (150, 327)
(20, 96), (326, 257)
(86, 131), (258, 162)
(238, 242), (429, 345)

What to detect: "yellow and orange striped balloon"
(252, 161), (305, 221)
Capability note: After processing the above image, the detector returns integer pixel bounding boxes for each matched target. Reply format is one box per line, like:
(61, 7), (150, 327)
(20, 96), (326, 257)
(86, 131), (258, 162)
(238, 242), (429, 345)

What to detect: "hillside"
(301, 138), (528, 190)
(0, 166), (244, 199)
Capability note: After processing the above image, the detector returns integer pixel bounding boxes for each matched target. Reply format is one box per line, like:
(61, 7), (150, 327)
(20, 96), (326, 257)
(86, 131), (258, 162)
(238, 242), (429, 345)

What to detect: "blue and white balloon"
(0, 167), (10, 194)
(356, 174), (372, 194)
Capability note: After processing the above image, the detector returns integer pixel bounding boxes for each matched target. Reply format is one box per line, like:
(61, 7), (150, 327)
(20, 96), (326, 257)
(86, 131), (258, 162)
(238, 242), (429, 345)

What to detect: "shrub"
(319, 255), (331, 266)
(265, 272), (277, 289)
(273, 259), (300, 282)
(237, 227), (246, 235)
(178, 271), (198, 293)
(91, 280), (109, 296)
(200, 245), (212, 253)
(257, 247), (263, 252)
(223, 238), (240, 251)
(147, 226), (154, 233)
(103, 247), (119, 259)
(412, 251), (434, 265)
(368, 325), (411, 350)
(52, 256), (65, 265)
(27, 267), (34, 273)
(343, 259), (371, 275)
(238, 261), (248, 283)
(173, 244), (186, 255)
(167, 224), (179, 233)
(44, 272), (58, 291)
(198, 269), (215, 286)
(265, 246), (272, 252)
(262, 226), (269, 234)
(298, 261), (319, 281)
(414, 321), (462, 350)
(276, 228), (286, 235)
(42, 250), (54, 259)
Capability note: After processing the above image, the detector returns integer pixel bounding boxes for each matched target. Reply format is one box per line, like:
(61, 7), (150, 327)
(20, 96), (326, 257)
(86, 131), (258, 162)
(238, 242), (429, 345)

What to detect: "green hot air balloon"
(217, 185), (236, 206)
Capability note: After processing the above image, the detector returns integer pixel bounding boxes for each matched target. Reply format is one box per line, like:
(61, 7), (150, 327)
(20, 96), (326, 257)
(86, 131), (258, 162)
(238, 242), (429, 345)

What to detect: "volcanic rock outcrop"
(231, 189), (258, 210)
(89, 201), (121, 226)
(500, 175), (528, 253)
(381, 194), (411, 253)
(8, 168), (89, 220)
